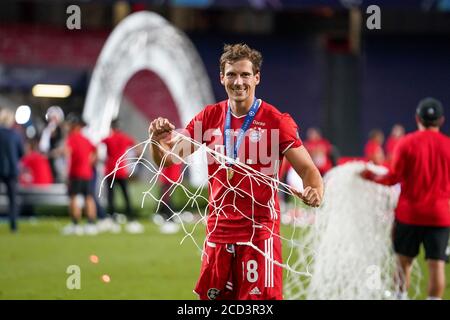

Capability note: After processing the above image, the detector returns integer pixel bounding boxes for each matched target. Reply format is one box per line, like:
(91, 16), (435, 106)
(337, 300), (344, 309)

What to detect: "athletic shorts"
(68, 179), (93, 197)
(393, 220), (450, 262)
(194, 237), (282, 300)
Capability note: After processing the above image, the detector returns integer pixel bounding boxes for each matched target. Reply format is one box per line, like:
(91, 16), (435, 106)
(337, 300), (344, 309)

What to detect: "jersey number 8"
(246, 260), (258, 283)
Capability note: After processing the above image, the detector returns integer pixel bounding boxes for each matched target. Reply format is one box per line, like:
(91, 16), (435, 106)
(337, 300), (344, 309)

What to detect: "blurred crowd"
(0, 103), (424, 234)
(364, 124), (406, 168)
(299, 123), (408, 177)
(0, 105), (145, 235)
(279, 122), (410, 223)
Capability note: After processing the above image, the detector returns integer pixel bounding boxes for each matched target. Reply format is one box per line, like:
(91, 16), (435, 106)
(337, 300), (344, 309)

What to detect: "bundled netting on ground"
(284, 162), (422, 300)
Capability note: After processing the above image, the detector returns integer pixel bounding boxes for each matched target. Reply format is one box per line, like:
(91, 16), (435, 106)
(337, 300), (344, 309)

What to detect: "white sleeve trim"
(282, 141), (296, 154)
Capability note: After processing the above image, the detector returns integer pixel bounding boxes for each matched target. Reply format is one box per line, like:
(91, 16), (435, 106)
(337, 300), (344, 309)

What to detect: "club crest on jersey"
(249, 128), (263, 143)
(207, 288), (221, 300)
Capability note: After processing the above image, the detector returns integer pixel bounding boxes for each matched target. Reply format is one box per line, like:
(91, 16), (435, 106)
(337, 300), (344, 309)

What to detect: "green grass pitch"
(0, 218), (449, 299)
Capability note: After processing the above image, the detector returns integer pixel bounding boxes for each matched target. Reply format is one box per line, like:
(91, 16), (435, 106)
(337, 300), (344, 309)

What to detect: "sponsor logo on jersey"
(249, 287), (262, 295)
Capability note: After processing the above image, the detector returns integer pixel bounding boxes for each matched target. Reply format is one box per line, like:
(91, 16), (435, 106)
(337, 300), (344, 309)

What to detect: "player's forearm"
(151, 136), (194, 167)
(148, 117), (179, 167)
(302, 167), (324, 198)
(151, 143), (175, 168)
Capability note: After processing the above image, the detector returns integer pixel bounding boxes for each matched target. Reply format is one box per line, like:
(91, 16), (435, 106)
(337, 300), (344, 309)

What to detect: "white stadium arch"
(83, 11), (215, 185)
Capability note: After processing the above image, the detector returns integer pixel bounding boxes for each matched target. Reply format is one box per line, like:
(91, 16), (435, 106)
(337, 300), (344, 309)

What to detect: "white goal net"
(284, 161), (422, 300)
(100, 135), (422, 300)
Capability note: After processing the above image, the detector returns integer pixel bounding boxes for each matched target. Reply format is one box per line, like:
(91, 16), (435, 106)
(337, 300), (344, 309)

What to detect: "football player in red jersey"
(148, 44), (323, 300)
(364, 128), (385, 166)
(63, 114), (97, 235)
(384, 124), (405, 166)
(362, 98), (450, 300)
(304, 127), (333, 175)
(102, 119), (144, 234)
(20, 139), (53, 185)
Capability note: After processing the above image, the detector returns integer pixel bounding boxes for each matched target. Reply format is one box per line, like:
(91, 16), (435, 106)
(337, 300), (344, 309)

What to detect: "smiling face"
(220, 59), (260, 107)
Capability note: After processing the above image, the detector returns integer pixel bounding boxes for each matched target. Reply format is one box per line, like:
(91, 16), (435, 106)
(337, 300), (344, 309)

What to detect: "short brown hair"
(220, 43), (263, 75)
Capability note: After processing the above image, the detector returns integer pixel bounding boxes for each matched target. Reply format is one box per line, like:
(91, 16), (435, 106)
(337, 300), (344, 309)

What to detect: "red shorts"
(194, 237), (283, 300)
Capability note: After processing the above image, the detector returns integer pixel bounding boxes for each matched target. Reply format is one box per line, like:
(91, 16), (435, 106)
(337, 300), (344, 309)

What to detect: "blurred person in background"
(62, 114), (97, 236)
(88, 163), (107, 229)
(101, 119), (143, 234)
(80, 121), (109, 232)
(18, 138), (53, 217)
(154, 163), (182, 234)
(19, 138), (53, 185)
(39, 106), (65, 183)
(303, 127), (334, 176)
(364, 128), (386, 166)
(385, 124), (405, 165)
(361, 97), (450, 300)
(0, 107), (24, 232)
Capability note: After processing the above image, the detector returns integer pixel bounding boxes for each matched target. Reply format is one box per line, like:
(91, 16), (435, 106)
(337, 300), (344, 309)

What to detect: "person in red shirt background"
(364, 128), (386, 166)
(303, 127), (333, 176)
(101, 119), (143, 234)
(153, 163), (183, 234)
(384, 124), (405, 166)
(20, 139), (53, 186)
(62, 114), (97, 236)
(361, 97), (450, 300)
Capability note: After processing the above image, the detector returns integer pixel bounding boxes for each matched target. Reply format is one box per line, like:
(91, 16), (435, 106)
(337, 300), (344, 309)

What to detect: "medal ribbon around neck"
(224, 98), (261, 177)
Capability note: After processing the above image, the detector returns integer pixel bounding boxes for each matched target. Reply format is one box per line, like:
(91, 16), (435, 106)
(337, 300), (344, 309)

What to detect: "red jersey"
(160, 163), (183, 184)
(364, 139), (386, 167)
(185, 100), (302, 243)
(20, 151), (53, 185)
(378, 130), (450, 227)
(304, 138), (332, 175)
(364, 140), (384, 160)
(102, 130), (135, 179)
(66, 131), (96, 180)
(385, 136), (402, 158)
